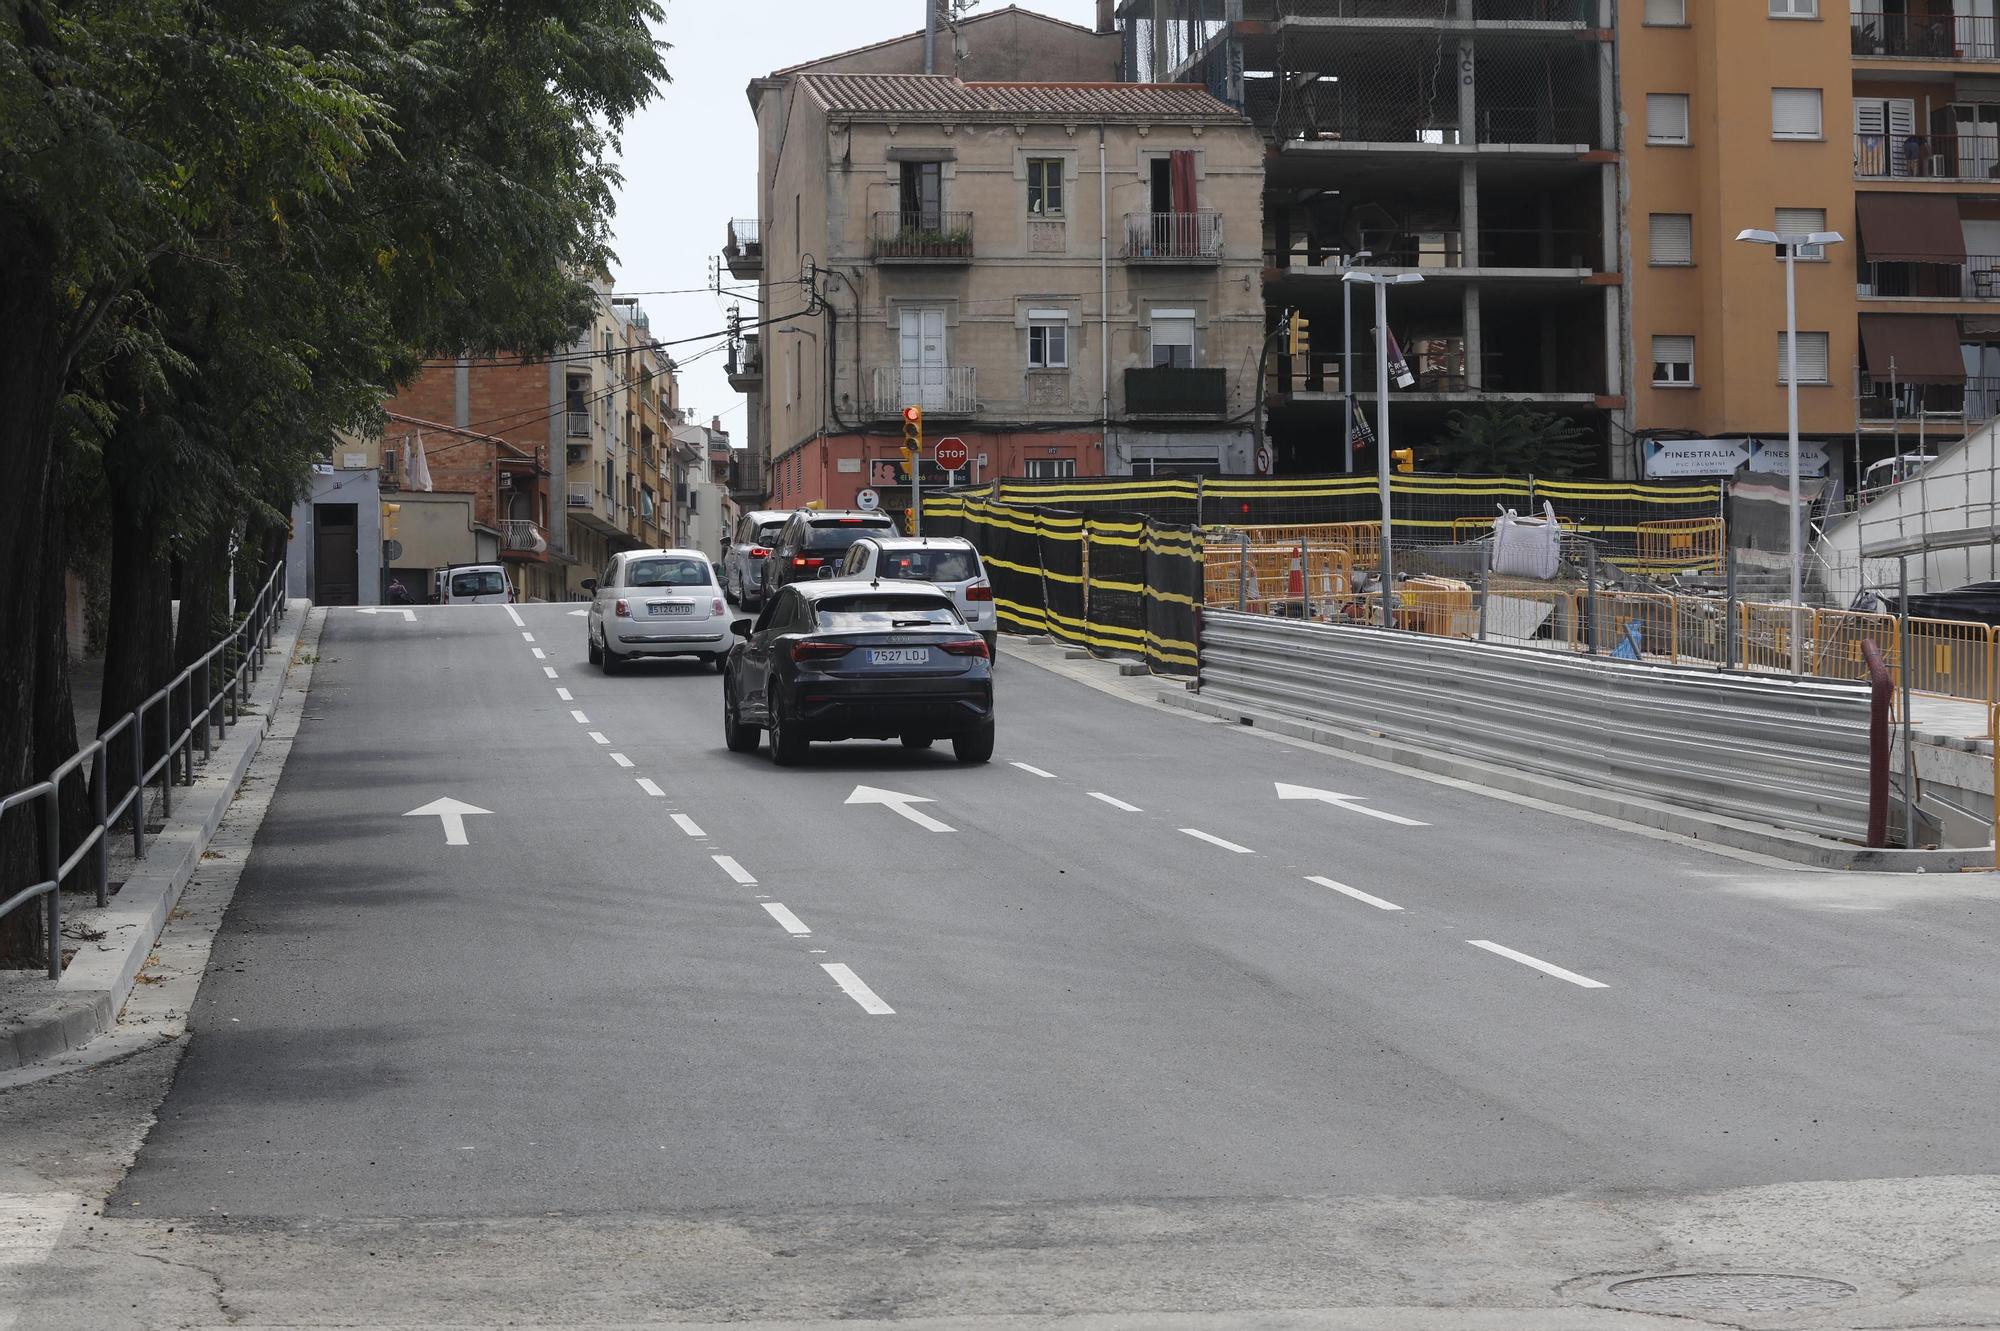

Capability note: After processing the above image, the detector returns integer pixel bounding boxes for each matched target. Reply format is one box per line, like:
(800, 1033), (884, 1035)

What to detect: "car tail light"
(749, 546), (770, 559)
(966, 582), (994, 602)
(792, 556), (824, 570)
(615, 599), (630, 618)
(940, 638), (990, 659)
(792, 640), (850, 663)
(711, 598), (725, 616)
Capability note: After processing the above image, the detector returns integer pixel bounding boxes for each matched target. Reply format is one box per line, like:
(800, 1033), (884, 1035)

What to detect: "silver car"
(721, 509), (794, 611)
(835, 535), (998, 654)
(585, 549), (730, 673)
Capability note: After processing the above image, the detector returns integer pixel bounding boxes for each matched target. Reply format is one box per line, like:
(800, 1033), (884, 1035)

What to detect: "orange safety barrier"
(1636, 517), (1725, 573)
(1396, 576), (1477, 637)
(1208, 522), (1381, 570)
(1203, 543), (1353, 615)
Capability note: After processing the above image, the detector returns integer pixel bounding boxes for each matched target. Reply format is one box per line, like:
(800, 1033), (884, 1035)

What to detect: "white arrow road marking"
(403, 797), (491, 847)
(1181, 827), (1254, 854)
(353, 607), (415, 621)
(1088, 792), (1142, 812)
(671, 814), (706, 838)
(763, 903), (811, 935)
(845, 785), (954, 832)
(504, 605), (526, 628)
(1468, 940), (1608, 989)
(713, 854), (757, 885)
(1274, 782), (1430, 827)
(568, 608), (589, 617)
(1307, 875), (1404, 912)
(1010, 762), (1058, 779)
(821, 962), (895, 1015)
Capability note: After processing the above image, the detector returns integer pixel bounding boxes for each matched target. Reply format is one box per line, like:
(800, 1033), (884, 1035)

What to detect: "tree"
(1429, 404), (1600, 479)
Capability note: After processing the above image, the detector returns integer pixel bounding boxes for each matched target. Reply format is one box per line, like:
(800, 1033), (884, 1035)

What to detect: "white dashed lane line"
(1088, 792), (1142, 812)
(671, 814), (706, 838)
(532, 648), (547, 660)
(543, 666), (559, 679)
(1180, 827), (1254, 854)
(636, 778), (665, 797)
(762, 902), (812, 936)
(1468, 940), (1608, 989)
(1307, 875), (1404, 912)
(504, 605), (526, 628)
(610, 753), (635, 768)
(1010, 762), (1058, 779)
(556, 688), (574, 702)
(713, 854), (757, 886)
(821, 963), (895, 1015)
(588, 732), (611, 745)
(570, 710), (590, 724)
(521, 631), (535, 642)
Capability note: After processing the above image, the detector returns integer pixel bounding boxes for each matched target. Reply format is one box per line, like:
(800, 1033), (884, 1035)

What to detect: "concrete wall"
(286, 467), (384, 605)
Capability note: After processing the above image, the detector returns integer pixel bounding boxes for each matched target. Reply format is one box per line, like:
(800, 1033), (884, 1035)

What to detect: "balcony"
(866, 366), (978, 417)
(1855, 132), (2000, 181)
(1123, 212), (1225, 263)
(567, 483), (596, 509)
(723, 217), (761, 278)
(1125, 367), (1227, 417)
(1860, 257), (2000, 301)
(870, 211), (975, 262)
(565, 410), (592, 438)
(726, 334), (762, 391)
(1858, 374), (2000, 430)
(1853, 10), (1999, 61)
(500, 519), (548, 555)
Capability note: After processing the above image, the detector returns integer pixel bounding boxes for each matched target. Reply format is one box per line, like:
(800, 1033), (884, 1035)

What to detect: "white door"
(1959, 0), (1997, 61)
(899, 307), (947, 409)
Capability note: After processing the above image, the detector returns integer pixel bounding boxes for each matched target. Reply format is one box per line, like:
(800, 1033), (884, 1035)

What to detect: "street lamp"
(1735, 226), (1844, 674)
(1340, 249), (1372, 474)
(1342, 269), (1424, 628)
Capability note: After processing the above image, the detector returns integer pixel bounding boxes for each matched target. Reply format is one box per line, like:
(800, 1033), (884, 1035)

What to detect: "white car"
(721, 509), (793, 610)
(835, 535), (998, 654)
(585, 549), (730, 673)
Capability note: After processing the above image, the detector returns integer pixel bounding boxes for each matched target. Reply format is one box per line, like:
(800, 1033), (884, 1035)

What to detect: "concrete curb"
(0, 600), (309, 1071)
(1158, 688), (1987, 874)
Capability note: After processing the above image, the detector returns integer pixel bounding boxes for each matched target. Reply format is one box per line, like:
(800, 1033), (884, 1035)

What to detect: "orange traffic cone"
(1287, 547), (1304, 599)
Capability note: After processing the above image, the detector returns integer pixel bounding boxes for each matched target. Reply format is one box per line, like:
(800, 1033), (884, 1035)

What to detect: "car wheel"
(900, 734), (934, 750)
(767, 685), (807, 767)
(951, 721), (995, 765)
(723, 681), (760, 754)
(601, 641), (625, 675)
(587, 631), (602, 666)
(711, 652), (729, 674)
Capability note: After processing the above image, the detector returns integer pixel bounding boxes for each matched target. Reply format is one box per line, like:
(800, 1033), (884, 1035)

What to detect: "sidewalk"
(0, 601), (308, 1072)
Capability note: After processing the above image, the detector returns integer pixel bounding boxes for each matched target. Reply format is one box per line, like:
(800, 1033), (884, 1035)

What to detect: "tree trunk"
(95, 487), (172, 812)
(176, 524), (230, 738)
(35, 449), (87, 911)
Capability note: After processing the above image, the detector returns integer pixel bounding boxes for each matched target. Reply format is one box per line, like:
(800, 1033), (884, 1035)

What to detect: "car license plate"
(868, 648), (928, 665)
(649, 602), (693, 617)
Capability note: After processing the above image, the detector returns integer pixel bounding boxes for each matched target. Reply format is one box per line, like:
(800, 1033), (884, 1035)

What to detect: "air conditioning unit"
(566, 445), (587, 465)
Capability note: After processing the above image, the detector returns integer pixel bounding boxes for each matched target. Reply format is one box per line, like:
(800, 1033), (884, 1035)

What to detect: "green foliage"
(1429, 404), (1600, 479)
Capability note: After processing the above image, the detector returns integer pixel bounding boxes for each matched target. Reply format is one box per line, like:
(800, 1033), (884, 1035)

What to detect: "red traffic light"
(902, 405), (922, 425)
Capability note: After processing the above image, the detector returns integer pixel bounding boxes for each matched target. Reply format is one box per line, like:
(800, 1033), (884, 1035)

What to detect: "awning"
(1860, 313), (1966, 384)
(1856, 193), (1968, 264)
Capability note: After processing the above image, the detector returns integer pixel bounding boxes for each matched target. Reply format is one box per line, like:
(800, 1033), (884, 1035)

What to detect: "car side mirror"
(581, 579), (598, 594)
(731, 619), (753, 637)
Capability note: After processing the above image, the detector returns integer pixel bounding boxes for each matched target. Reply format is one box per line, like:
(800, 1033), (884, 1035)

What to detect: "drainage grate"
(1606, 1273), (1858, 1314)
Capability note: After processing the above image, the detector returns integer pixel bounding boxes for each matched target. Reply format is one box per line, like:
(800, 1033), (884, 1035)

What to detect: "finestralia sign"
(1643, 438), (1751, 477)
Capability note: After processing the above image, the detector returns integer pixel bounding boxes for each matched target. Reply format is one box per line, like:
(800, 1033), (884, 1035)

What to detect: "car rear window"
(806, 518), (895, 551)
(450, 570), (506, 597)
(877, 549), (977, 583)
(625, 557), (710, 588)
(754, 522), (786, 543)
(813, 595), (962, 630)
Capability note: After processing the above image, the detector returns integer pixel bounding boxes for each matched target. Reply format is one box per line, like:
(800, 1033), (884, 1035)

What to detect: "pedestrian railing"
(0, 561), (290, 977)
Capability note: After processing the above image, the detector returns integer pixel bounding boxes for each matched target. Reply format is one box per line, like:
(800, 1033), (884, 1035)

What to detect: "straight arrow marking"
(354, 608), (415, 621)
(403, 798), (491, 846)
(1274, 782), (1430, 827)
(845, 785), (954, 832)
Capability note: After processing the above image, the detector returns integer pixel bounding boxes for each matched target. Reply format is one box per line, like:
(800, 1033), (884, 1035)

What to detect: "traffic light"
(1391, 448), (1414, 474)
(901, 404), (923, 482)
(1286, 311), (1310, 357)
(381, 502), (401, 539)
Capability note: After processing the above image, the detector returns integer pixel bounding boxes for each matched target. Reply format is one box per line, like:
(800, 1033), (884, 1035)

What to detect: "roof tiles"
(797, 73), (1244, 122)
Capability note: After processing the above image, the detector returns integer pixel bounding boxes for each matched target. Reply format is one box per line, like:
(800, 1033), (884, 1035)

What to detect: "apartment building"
(1121, 0), (1623, 474)
(1626, 0), (2000, 490)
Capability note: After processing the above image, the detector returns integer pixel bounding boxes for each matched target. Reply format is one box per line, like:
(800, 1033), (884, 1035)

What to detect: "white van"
(434, 564), (513, 605)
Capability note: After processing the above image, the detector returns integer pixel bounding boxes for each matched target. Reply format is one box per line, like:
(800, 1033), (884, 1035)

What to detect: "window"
(1646, 93), (1690, 145)
(1028, 313), (1068, 369)
(1649, 213), (1694, 265)
(1652, 335), (1695, 386)
(1771, 88), (1823, 140)
(1150, 309), (1196, 368)
(1778, 331), (1830, 385)
(899, 161), (942, 228)
(1025, 457), (1077, 479)
(1775, 207), (1828, 260)
(1643, 0), (1686, 22)
(1027, 158), (1064, 216)
(1768, 0), (1816, 15)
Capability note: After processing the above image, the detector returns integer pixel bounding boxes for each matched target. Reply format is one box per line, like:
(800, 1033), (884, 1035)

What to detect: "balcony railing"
(870, 211), (975, 261)
(565, 410), (592, 438)
(867, 366), (978, 416)
(1123, 211), (1225, 263)
(1858, 375), (2000, 427)
(566, 483), (596, 509)
(1855, 131), (2000, 180)
(1853, 11), (1999, 60)
(1125, 366), (1227, 417)
(500, 519), (547, 553)
(1268, 0), (1592, 20)
(726, 335), (762, 386)
(1860, 256), (2000, 300)
(723, 217), (762, 277)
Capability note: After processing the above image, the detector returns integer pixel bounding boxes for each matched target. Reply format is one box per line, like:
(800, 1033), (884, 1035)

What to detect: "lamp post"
(1735, 226), (1844, 674)
(1341, 249), (1371, 474)
(1342, 269), (1424, 627)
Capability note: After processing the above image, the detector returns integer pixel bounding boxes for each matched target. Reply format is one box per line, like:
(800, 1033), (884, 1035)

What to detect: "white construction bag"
(1490, 501), (1562, 581)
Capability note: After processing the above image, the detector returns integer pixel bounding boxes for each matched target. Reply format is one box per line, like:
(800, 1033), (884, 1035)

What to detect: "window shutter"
(1776, 207), (1827, 258)
(1647, 94), (1689, 143)
(1780, 332), (1830, 384)
(1772, 89), (1822, 138)
(1653, 335), (1694, 364)
(1650, 213), (1693, 265)
(1644, 0), (1686, 21)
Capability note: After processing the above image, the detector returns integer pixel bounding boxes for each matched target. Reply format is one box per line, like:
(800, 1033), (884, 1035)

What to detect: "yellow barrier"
(1202, 543), (1352, 615)
(1397, 576), (1476, 637)
(1636, 517), (1725, 573)
(1207, 522), (1381, 571)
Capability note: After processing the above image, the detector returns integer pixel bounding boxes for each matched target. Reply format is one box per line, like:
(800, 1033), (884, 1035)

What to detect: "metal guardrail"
(0, 560), (290, 977)
(1123, 211), (1224, 262)
(1196, 610), (1876, 841)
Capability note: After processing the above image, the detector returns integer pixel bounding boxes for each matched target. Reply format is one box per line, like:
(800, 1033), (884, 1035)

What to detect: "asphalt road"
(105, 600), (2000, 1233)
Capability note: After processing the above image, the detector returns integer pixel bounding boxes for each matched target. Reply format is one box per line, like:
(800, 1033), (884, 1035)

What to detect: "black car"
(723, 582), (994, 766)
(762, 509), (899, 598)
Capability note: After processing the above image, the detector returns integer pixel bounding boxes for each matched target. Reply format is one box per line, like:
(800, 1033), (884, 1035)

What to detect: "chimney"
(1096, 0), (1115, 34)
(711, 415), (722, 432)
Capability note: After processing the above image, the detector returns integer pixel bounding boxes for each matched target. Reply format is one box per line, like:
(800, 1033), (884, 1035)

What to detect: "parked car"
(434, 564), (513, 605)
(721, 508), (793, 610)
(763, 510), (899, 599)
(834, 535), (997, 655)
(722, 581), (995, 766)
(584, 549), (730, 673)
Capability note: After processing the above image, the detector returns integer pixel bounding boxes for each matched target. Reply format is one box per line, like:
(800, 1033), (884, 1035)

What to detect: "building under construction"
(1116, 0), (1623, 475)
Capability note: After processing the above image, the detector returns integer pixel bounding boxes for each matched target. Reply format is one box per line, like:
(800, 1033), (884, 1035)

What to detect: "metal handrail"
(0, 559), (290, 977)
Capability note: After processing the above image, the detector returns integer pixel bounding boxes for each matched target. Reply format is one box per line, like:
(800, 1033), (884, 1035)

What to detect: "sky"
(604, 0), (1104, 441)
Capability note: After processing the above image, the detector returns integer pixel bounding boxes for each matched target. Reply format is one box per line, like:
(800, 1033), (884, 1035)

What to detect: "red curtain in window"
(1169, 150), (1198, 255)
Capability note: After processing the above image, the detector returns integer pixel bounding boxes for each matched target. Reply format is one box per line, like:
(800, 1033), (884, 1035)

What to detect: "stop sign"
(933, 436), (969, 471)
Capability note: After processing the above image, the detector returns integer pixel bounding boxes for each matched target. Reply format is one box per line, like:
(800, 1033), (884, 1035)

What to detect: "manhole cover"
(1607, 1273), (1858, 1314)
